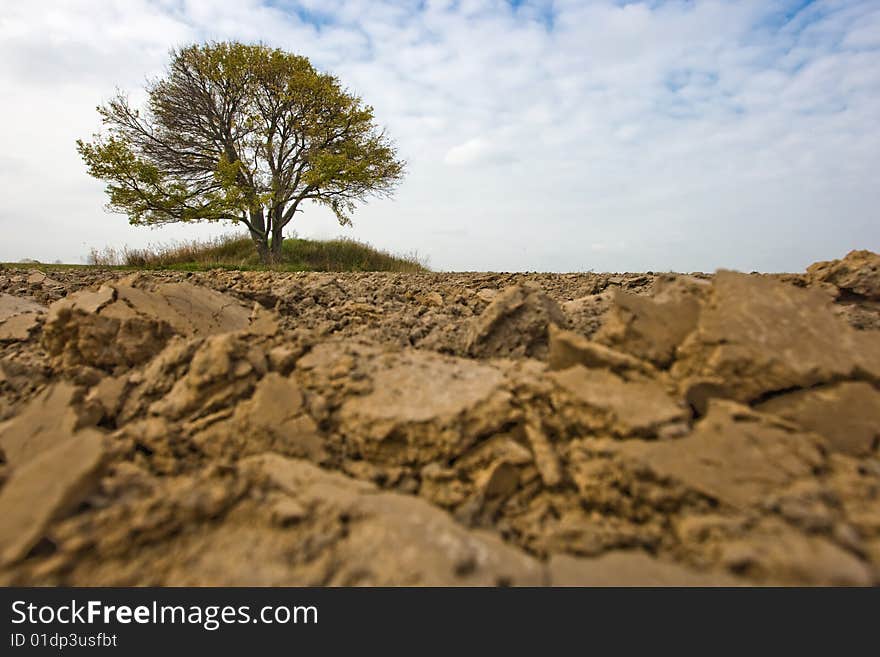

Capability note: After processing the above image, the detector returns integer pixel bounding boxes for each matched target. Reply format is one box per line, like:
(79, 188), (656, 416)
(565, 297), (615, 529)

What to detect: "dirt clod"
(466, 284), (567, 358)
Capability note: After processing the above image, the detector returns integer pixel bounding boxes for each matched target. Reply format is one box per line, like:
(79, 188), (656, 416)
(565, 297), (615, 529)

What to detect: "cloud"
(0, 0), (878, 272)
(444, 137), (511, 166)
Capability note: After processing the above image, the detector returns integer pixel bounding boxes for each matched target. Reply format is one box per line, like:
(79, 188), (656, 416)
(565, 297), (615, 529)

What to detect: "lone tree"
(78, 42), (405, 264)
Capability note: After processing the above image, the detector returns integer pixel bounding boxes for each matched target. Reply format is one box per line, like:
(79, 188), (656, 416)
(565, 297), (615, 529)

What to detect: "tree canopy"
(78, 41), (406, 263)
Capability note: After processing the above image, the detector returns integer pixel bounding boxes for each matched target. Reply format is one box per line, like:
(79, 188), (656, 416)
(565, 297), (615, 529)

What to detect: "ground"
(0, 250), (879, 586)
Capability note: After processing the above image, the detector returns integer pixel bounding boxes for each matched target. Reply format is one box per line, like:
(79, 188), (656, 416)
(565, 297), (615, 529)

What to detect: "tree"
(78, 42), (405, 264)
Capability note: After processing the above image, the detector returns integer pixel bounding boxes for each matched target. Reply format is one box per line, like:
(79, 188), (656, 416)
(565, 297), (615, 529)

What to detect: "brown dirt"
(0, 251), (878, 586)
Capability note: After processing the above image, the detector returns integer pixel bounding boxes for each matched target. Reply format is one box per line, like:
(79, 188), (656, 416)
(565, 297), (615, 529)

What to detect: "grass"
(81, 234), (428, 273)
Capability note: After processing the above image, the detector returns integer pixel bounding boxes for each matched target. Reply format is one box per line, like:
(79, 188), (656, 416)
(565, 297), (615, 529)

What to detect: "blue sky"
(0, 0), (878, 271)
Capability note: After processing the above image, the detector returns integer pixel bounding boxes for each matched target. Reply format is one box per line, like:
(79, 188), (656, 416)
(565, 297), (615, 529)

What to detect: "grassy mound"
(86, 234), (428, 272)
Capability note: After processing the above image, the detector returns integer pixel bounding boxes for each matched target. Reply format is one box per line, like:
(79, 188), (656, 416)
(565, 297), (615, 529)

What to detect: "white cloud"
(444, 137), (509, 166)
(0, 0), (878, 271)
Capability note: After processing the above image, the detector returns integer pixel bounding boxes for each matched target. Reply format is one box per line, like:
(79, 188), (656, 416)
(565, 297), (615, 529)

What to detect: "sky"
(0, 0), (878, 272)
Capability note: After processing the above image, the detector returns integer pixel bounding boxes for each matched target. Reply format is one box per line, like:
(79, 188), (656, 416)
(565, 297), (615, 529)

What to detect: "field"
(0, 250), (878, 585)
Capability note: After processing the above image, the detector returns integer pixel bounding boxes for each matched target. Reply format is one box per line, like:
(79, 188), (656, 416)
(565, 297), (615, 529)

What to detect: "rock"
(807, 250), (880, 301)
(831, 300), (880, 332)
(112, 336), (202, 424)
(477, 461), (520, 499)
(0, 383), (97, 466)
(247, 303), (280, 336)
(548, 551), (741, 586)
(719, 519), (873, 586)
(561, 292), (612, 337)
(673, 271), (880, 403)
(25, 270), (62, 288)
(46, 285), (114, 318)
(0, 431), (106, 566)
(335, 348), (514, 465)
(192, 372), (326, 462)
(524, 414), (562, 487)
(340, 496), (545, 585)
(452, 433), (534, 472)
(475, 288), (497, 303)
(43, 305), (173, 374)
(756, 382), (880, 457)
(42, 280), (259, 372)
(612, 401), (826, 510)
(0, 294), (46, 321)
(0, 293), (45, 341)
(681, 377), (730, 416)
(0, 313), (42, 341)
(148, 333), (265, 421)
(548, 324), (657, 378)
(111, 281), (252, 336)
(466, 284), (568, 359)
(595, 287), (701, 367)
(85, 376), (130, 421)
(240, 454), (545, 586)
(267, 345), (301, 374)
(653, 274), (712, 298)
(550, 365), (688, 437)
(419, 292), (443, 307)
(268, 496), (308, 526)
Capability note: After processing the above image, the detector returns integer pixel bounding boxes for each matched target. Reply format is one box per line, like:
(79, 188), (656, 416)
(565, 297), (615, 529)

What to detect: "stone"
(0, 313), (41, 341)
(719, 519), (873, 586)
(466, 284), (567, 359)
(43, 280), (260, 372)
(475, 288), (497, 303)
(807, 250), (880, 300)
(613, 401), (826, 510)
(550, 365), (688, 437)
(149, 334), (265, 421)
(337, 349), (513, 465)
(113, 281), (252, 336)
(673, 271), (880, 403)
(0, 294), (46, 320)
(0, 293), (45, 341)
(0, 431), (106, 566)
(241, 454), (545, 585)
(85, 376), (130, 421)
(523, 414), (562, 487)
(419, 292), (443, 307)
(562, 292), (612, 337)
(477, 461), (520, 499)
(46, 285), (114, 319)
(548, 324), (656, 378)
(193, 373), (326, 462)
(595, 287), (700, 367)
(247, 303), (280, 336)
(269, 496), (308, 526)
(756, 382), (880, 456)
(0, 383), (95, 467)
(681, 377), (730, 416)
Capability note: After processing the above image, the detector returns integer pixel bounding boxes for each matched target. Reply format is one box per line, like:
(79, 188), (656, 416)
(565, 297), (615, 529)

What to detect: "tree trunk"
(270, 224), (284, 264)
(248, 207), (270, 265)
(251, 230), (270, 264)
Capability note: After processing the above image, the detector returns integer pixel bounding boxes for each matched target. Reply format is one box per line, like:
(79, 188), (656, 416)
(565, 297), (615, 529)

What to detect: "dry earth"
(0, 249), (879, 586)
